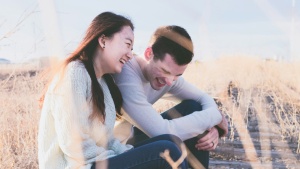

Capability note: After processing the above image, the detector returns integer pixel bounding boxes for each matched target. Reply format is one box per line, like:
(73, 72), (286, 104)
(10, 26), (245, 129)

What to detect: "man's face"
(145, 53), (188, 90)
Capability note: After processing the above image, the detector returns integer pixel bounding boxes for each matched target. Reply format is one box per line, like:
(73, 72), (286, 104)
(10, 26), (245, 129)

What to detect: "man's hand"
(216, 114), (229, 138)
(195, 114), (229, 151)
(195, 127), (219, 151)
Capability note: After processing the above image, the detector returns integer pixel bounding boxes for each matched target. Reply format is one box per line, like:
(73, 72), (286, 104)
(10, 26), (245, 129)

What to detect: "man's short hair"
(149, 25), (194, 65)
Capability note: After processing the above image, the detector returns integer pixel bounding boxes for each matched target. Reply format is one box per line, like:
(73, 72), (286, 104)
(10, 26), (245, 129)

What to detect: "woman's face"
(101, 26), (134, 74)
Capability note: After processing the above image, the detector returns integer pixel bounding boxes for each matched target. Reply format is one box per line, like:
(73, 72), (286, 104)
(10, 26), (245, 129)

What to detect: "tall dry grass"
(183, 56), (300, 143)
(0, 66), (44, 168)
(1, 56), (299, 168)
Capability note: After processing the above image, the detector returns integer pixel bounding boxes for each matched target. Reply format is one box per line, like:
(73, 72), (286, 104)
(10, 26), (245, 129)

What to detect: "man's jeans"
(91, 134), (188, 169)
(127, 100), (209, 169)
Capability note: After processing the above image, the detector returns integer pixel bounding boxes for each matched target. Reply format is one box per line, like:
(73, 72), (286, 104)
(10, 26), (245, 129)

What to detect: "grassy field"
(0, 56), (299, 168)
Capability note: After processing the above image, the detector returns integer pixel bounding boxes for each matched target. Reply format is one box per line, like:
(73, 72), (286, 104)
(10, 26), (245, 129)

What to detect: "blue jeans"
(91, 134), (188, 169)
(127, 100), (209, 169)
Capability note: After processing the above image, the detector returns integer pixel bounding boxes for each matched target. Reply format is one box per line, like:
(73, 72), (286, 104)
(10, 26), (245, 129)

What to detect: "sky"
(0, 0), (299, 63)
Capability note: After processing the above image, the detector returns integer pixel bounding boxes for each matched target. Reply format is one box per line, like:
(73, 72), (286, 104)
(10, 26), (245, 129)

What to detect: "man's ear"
(98, 34), (106, 49)
(144, 47), (154, 61)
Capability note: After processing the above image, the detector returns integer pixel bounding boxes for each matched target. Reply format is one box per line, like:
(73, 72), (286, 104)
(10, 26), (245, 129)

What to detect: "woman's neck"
(93, 51), (105, 78)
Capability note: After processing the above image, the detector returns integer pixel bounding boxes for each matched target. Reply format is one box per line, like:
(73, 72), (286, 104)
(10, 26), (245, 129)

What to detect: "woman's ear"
(144, 47), (154, 61)
(98, 35), (106, 49)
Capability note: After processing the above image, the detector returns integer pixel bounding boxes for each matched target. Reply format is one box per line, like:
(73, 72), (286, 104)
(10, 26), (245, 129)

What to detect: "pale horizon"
(0, 0), (299, 63)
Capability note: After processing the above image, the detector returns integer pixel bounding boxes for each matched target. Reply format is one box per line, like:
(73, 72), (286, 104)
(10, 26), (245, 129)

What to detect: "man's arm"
(114, 67), (222, 141)
(121, 86), (222, 141)
(168, 77), (228, 149)
(168, 77), (228, 136)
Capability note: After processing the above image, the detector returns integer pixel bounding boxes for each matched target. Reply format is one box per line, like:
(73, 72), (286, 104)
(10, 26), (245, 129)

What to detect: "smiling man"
(113, 25), (228, 169)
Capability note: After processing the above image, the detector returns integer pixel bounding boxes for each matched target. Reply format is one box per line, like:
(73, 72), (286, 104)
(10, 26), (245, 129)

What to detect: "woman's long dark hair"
(40, 12), (134, 122)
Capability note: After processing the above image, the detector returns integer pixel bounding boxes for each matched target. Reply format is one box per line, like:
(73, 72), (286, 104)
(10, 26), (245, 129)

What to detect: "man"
(113, 25), (228, 169)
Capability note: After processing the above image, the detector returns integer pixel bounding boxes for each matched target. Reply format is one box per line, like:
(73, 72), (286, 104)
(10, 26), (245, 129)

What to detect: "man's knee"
(180, 100), (202, 110)
(175, 100), (202, 114)
(162, 100), (203, 119)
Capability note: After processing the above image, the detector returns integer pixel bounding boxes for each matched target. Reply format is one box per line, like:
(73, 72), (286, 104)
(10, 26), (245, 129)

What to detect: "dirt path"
(209, 116), (300, 169)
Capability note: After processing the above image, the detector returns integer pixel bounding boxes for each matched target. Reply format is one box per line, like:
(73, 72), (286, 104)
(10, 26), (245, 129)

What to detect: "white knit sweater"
(38, 61), (132, 169)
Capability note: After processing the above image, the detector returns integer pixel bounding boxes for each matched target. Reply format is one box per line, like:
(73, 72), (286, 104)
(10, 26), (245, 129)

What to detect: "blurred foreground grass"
(1, 56), (299, 168)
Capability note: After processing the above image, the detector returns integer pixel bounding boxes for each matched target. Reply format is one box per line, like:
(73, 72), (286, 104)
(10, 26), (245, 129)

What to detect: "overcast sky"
(0, 0), (299, 62)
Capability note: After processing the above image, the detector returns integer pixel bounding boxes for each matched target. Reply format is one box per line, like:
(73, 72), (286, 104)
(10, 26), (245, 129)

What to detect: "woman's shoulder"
(65, 60), (88, 79)
(67, 60), (86, 70)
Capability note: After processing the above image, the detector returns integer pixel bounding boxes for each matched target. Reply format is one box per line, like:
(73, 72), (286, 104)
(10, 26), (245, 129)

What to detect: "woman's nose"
(127, 51), (133, 59)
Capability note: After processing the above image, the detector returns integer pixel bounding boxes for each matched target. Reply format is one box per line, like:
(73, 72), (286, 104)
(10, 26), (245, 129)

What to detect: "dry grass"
(0, 66), (43, 168)
(183, 56), (300, 143)
(1, 56), (299, 168)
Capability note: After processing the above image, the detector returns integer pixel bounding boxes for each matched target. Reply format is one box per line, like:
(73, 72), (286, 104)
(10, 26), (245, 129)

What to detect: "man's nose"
(165, 76), (174, 86)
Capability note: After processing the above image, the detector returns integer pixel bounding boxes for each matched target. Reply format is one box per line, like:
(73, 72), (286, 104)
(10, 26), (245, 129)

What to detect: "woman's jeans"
(92, 134), (188, 169)
(127, 100), (209, 169)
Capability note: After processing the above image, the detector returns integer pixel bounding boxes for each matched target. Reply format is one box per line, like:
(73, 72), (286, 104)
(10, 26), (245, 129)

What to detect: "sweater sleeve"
(50, 64), (115, 168)
(169, 76), (223, 125)
(107, 133), (133, 154)
(114, 66), (222, 141)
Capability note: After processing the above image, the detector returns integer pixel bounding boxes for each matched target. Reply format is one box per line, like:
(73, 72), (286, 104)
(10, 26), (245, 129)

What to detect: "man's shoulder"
(124, 56), (139, 71)
(113, 57), (143, 81)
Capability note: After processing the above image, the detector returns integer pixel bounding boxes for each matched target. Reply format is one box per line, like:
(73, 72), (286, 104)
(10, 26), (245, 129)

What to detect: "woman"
(38, 12), (187, 169)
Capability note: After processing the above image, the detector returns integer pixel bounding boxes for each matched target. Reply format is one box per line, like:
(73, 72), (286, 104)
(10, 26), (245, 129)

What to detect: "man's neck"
(135, 55), (149, 81)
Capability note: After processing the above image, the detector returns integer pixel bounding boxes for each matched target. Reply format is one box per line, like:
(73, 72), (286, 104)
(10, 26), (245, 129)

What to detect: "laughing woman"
(38, 12), (187, 169)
